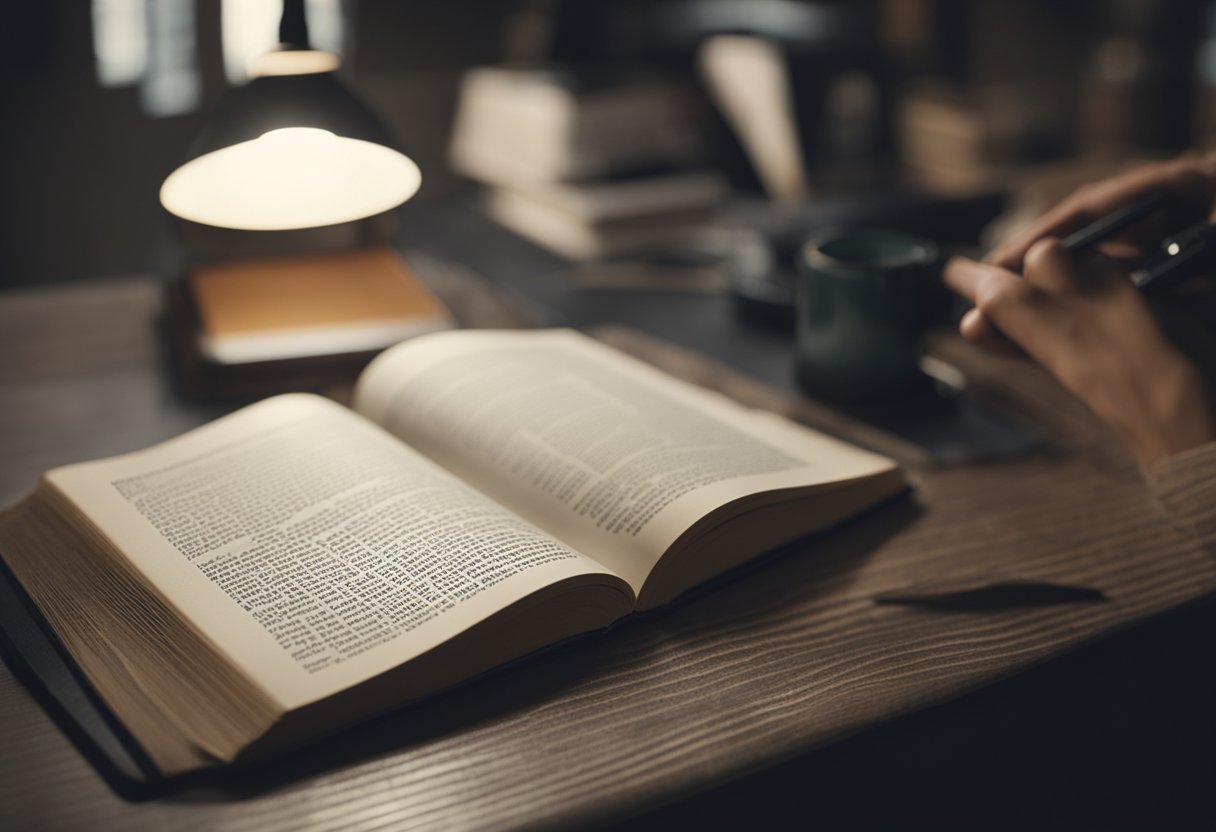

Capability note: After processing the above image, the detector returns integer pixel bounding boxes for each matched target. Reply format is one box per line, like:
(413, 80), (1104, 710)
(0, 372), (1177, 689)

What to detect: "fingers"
(948, 242), (1081, 300)
(945, 249), (1145, 369)
(1026, 239), (1141, 300)
(988, 196), (1105, 270)
(943, 256), (1052, 354)
(942, 255), (987, 302)
(959, 308), (1025, 357)
(989, 156), (1216, 270)
(1021, 238), (1088, 293)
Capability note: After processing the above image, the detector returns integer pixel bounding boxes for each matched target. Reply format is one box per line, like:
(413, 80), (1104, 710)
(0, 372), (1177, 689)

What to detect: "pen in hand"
(1058, 189), (1166, 255)
(947, 162), (1216, 469)
(1056, 188), (1216, 296)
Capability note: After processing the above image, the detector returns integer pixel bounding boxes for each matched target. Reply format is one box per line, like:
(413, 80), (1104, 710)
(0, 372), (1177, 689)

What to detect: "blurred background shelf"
(5, 0), (1216, 289)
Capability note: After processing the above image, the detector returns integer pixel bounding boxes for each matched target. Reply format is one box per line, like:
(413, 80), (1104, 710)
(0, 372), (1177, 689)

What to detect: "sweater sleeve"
(1145, 441), (1216, 558)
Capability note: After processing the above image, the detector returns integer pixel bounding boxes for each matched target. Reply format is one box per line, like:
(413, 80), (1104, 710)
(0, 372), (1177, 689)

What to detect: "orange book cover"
(189, 248), (452, 364)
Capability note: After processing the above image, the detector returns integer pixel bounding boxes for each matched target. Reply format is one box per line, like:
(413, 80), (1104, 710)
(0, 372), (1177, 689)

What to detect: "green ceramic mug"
(795, 230), (943, 401)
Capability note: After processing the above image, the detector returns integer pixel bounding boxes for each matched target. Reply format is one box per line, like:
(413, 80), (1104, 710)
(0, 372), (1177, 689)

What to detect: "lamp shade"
(159, 55), (421, 230)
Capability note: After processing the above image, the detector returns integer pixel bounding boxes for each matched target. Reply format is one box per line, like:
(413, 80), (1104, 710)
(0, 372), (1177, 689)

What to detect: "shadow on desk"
(610, 594), (1216, 831)
(6, 264), (1216, 829)
(0, 490), (920, 804)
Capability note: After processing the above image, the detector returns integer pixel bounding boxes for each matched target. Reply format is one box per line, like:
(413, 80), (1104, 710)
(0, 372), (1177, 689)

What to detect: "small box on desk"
(163, 247), (453, 399)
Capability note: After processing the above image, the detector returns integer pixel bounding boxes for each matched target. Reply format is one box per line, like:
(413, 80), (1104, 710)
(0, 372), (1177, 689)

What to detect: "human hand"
(944, 242), (1215, 468)
(989, 155), (1216, 269)
(963, 155), (1216, 352)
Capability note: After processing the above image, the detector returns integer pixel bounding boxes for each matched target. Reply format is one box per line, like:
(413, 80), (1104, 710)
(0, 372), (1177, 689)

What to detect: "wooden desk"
(2, 264), (1215, 830)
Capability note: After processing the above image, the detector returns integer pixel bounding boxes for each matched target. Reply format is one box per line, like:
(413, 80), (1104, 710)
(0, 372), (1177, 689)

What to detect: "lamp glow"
(159, 127), (421, 230)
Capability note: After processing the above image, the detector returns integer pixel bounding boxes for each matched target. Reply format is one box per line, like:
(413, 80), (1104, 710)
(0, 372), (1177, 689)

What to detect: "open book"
(0, 329), (904, 777)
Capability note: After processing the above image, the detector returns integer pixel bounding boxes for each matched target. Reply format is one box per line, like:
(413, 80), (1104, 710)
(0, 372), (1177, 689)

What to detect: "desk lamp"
(158, 1), (446, 398)
(159, 0), (420, 231)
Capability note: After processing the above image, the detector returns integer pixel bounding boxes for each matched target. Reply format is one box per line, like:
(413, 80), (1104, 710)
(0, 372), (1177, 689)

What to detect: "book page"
(45, 394), (624, 710)
(354, 330), (896, 593)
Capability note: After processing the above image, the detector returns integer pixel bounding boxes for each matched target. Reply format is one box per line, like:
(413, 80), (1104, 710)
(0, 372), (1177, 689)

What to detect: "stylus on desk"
(874, 581), (1106, 611)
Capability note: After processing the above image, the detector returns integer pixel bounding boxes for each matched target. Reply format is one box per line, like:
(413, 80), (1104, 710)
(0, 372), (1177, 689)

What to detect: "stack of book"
(899, 82), (1055, 195)
(449, 66), (729, 259)
(164, 247), (453, 399)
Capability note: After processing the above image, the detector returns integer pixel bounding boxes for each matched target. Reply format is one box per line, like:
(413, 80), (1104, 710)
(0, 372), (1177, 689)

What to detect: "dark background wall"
(0, 1), (513, 288)
(0, 0), (1211, 289)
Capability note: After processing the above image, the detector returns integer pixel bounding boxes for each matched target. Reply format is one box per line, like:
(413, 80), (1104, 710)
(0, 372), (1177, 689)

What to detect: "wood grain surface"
(2, 275), (1215, 830)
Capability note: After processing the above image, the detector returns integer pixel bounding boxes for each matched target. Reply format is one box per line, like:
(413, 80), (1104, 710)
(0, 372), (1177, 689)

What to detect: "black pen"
(874, 581), (1106, 611)
(1059, 189), (1166, 254)
(1132, 218), (1216, 295)
(1057, 188), (1216, 295)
